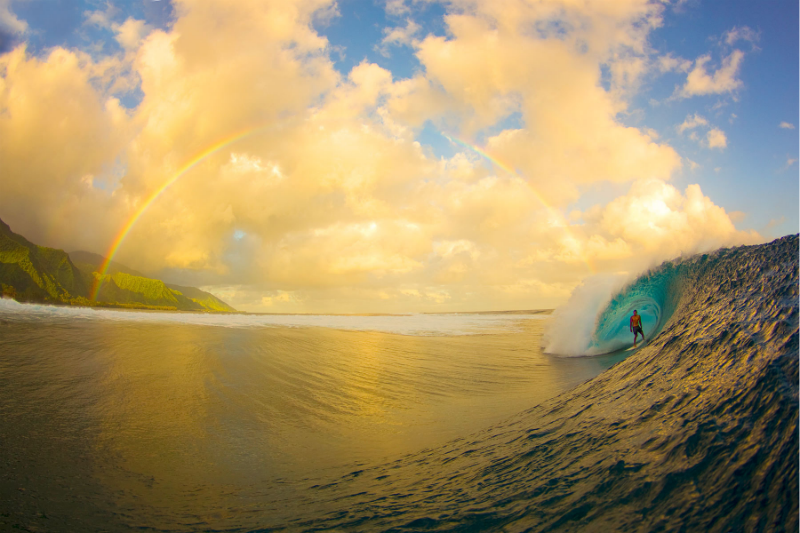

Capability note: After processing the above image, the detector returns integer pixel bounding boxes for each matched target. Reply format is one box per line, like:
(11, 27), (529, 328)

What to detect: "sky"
(0, 0), (797, 313)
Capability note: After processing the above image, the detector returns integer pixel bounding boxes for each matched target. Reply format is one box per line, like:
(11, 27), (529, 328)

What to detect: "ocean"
(0, 235), (797, 532)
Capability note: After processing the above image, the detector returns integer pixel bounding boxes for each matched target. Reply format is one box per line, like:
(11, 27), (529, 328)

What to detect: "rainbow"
(90, 124), (275, 300)
(443, 134), (595, 274)
(90, 125), (593, 301)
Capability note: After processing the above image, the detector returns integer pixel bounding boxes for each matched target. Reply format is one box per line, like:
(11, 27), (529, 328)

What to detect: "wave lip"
(547, 247), (727, 356)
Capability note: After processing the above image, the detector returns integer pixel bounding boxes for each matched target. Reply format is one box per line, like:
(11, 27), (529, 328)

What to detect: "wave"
(545, 244), (762, 356)
(279, 235), (798, 531)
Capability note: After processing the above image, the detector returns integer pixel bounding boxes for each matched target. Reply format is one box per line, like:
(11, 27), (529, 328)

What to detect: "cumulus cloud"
(0, 0), (762, 313)
(705, 128), (727, 150)
(0, 45), (131, 252)
(377, 18), (421, 56)
(0, 0), (26, 53)
(658, 53), (691, 73)
(723, 26), (759, 46)
(587, 179), (759, 271)
(384, 0), (410, 16)
(677, 114), (726, 150)
(779, 122), (795, 129)
(677, 50), (745, 98)
(677, 113), (708, 133)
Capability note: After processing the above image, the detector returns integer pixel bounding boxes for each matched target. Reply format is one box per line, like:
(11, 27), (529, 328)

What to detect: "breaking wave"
(545, 244), (770, 356)
(284, 235), (799, 531)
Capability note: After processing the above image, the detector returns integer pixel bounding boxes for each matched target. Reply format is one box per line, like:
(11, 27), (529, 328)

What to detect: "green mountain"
(68, 251), (236, 313)
(69, 250), (148, 277)
(163, 283), (236, 313)
(0, 218), (235, 312)
(0, 218), (88, 304)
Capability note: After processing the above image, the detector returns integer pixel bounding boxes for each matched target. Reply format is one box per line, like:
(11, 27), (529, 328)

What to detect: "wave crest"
(546, 258), (689, 356)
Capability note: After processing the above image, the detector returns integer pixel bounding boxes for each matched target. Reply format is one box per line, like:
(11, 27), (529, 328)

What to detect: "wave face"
(547, 242), (781, 356)
(284, 235), (799, 531)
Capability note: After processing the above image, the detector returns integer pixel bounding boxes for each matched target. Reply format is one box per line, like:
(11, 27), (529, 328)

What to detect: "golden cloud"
(0, 0), (762, 312)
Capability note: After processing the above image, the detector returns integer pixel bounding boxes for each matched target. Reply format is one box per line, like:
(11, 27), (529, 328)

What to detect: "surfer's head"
(633, 310), (638, 314)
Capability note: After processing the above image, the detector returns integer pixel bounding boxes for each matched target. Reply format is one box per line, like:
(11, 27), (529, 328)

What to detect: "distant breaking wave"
(0, 298), (547, 337)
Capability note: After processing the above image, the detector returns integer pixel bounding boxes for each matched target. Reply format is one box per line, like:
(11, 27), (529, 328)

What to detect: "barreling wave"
(278, 235), (798, 532)
(546, 243), (771, 356)
(587, 257), (688, 355)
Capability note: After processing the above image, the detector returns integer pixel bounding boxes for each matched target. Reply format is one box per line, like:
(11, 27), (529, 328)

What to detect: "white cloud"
(0, 0), (765, 313)
(677, 114), (726, 150)
(594, 179), (759, 265)
(677, 50), (745, 98)
(84, 4), (118, 30)
(705, 128), (727, 150)
(377, 18), (421, 56)
(384, 0), (410, 16)
(114, 18), (153, 52)
(677, 113), (708, 133)
(779, 122), (795, 129)
(723, 26), (759, 46)
(0, 0), (27, 37)
(658, 53), (691, 73)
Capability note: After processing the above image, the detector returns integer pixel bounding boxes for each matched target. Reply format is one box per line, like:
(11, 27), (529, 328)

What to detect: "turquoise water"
(590, 260), (685, 354)
(0, 236), (797, 531)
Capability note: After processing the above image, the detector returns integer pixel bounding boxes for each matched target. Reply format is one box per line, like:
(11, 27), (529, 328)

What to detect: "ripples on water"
(1, 236), (797, 531)
(0, 305), (622, 531)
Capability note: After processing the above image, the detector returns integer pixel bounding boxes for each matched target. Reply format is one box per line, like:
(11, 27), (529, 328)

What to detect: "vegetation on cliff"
(0, 219), (235, 312)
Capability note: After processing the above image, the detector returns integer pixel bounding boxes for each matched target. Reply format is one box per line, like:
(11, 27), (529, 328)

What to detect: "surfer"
(630, 310), (645, 348)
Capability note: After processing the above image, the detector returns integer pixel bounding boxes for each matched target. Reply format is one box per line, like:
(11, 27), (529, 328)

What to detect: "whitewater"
(0, 235), (796, 531)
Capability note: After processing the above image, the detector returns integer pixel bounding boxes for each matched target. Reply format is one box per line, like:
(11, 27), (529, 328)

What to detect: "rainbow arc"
(90, 124), (278, 300)
(444, 134), (595, 274)
(90, 125), (594, 301)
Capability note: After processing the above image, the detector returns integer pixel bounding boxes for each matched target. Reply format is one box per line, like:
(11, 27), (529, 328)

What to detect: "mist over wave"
(0, 298), (547, 336)
(544, 273), (631, 356)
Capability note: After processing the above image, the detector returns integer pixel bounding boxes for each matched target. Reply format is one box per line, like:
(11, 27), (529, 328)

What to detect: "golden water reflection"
(89, 318), (616, 518)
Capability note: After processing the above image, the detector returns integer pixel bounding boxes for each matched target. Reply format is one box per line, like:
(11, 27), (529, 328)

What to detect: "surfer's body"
(630, 310), (645, 347)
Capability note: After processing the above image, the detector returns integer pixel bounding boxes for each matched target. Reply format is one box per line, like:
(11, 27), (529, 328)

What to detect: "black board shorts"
(633, 326), (643, 335)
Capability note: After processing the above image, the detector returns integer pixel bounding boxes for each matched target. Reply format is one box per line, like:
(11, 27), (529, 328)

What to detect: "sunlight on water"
(0, 304), (618, 531)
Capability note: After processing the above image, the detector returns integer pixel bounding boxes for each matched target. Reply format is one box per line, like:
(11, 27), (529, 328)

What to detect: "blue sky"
(321, 0), (798, 237)
(0, 0), (797, 312)
(5, 0), (796, 236)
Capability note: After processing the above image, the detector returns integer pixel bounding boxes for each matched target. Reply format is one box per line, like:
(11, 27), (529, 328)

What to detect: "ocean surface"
(1, 236), (797, 532)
